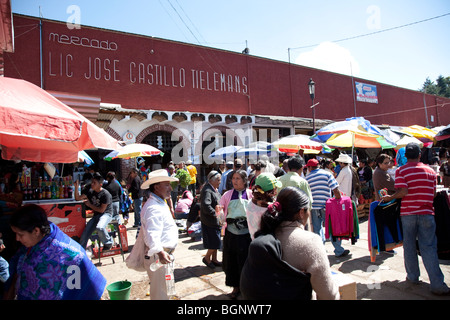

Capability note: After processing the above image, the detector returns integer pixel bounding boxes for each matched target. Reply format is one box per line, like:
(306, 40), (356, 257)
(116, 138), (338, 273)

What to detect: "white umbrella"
(208, 145), (243, 160)
(394, 135), (424, 150)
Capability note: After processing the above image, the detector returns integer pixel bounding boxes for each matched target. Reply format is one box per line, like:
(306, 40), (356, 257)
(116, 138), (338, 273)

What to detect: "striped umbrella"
(104, 143), (162, 161)
(271, 134), (324, 154)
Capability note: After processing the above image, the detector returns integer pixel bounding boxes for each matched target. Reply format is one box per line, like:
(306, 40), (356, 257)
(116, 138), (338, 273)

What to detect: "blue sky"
(11, 0), (450, 91)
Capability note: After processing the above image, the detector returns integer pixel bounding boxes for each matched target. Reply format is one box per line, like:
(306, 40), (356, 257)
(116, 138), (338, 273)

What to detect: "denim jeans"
(133, 197), (143, 226)
(80, 212), (113, 249)
(311, 208), (345, 256)
(311, 208), (326, 242)
(111, 201), (123, 224)
(401, 214), (449, 293)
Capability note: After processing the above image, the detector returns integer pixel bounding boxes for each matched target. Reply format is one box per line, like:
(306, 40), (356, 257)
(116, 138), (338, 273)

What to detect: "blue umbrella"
(236, 147), (278, 158)
(78, 150), (94, 165)
(208, 145), (243, 160)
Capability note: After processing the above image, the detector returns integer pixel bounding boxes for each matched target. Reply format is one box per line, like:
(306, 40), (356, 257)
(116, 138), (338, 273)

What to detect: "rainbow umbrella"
(313, 117), (396, 149)
(104, 143), (162, 161)
(401, 125), (436, 143)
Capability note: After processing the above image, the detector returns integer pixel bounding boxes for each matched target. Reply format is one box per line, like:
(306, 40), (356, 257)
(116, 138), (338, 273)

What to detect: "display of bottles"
(20, 175), (76, 201)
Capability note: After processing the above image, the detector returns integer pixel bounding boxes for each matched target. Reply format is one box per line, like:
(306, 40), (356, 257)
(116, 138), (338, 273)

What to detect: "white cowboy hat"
(335, 153), (353, 164)
(141, 169), (179, 189)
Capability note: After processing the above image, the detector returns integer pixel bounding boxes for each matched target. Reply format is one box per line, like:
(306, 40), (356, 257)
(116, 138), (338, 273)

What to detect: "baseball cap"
(405, 142), (421, 159)
(255, 172), (282, 192)
(305, 159), (319, 167)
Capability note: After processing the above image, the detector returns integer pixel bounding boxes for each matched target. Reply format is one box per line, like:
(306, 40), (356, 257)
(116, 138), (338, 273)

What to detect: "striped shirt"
(305, 168), (339, 210)
(394, 162), (436, 216)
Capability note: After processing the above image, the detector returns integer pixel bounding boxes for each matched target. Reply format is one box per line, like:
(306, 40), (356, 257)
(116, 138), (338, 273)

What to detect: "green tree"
(420, 75), (450, 98)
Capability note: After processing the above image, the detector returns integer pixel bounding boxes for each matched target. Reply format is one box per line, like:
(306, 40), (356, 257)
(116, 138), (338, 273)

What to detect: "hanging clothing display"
(373, 199), (402, 252)
(325, 196), (359, 244)
(433, 190), (450, 260)
(368, 201), (403, 262)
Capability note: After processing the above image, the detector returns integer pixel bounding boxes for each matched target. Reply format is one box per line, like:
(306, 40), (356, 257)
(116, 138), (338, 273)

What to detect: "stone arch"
(196, 125), (245, 162)
(136, 123), (191, 163)
(105, 127), (121, 141)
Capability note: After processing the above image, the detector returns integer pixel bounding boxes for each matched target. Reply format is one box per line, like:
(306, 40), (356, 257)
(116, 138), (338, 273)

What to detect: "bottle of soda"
(38, 184), (43, 200)
(46, 182), (51, 199)
(165, 260), (176, 296)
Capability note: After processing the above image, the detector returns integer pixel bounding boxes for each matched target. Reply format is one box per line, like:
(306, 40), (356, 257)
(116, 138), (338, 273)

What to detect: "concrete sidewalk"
(98, 216), (450, 300)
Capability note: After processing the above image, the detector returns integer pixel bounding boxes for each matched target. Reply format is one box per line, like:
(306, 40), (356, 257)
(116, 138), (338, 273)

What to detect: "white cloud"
(294, 41), (360, 77)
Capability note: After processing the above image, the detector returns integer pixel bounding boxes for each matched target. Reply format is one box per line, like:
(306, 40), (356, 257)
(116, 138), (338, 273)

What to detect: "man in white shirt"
(140, 169), (179, 300)
(335, 154), (353, 198)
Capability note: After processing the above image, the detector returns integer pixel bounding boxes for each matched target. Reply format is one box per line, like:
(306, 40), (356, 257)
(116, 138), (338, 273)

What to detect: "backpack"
(240, 233), (312, 300)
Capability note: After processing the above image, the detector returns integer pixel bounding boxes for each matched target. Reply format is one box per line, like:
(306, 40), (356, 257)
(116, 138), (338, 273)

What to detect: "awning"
(0, 77), (120, 163)
(48, 90), (101, 122)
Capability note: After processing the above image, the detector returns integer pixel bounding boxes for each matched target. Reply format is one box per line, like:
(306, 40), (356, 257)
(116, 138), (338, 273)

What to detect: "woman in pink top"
(174, 190), (193, 219)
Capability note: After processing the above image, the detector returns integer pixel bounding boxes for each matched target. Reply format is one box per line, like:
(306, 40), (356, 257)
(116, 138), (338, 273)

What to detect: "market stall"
(0, 77), (120, 240)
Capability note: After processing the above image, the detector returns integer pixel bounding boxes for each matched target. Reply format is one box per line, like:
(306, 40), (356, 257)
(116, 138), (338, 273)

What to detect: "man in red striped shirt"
(382, 142), (450, 295)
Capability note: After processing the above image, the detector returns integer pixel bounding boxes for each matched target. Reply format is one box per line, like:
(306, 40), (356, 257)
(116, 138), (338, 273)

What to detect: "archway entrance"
(141, 130), (183, 170)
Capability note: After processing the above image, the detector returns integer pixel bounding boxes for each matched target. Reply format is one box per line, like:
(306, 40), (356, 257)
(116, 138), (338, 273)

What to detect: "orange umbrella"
(0, 77), (120, 163)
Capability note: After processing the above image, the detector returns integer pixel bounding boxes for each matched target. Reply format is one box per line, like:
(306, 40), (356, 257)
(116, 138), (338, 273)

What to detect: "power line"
(174, 0), (208, 45)
(290, 12), (450, 51)
(332, 102), (449, 122)
(166, 0), (202, 44)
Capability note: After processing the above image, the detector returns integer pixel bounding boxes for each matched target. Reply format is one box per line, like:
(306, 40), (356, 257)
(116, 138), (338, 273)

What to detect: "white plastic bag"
(125, 229), (148, 272)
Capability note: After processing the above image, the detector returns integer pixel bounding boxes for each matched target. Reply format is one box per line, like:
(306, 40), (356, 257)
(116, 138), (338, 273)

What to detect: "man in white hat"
(140, 169), (179, 300)
(335, 153), (353, 199)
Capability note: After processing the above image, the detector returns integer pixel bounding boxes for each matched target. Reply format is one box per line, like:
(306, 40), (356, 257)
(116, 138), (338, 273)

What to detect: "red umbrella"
(0, 77), (120, 163)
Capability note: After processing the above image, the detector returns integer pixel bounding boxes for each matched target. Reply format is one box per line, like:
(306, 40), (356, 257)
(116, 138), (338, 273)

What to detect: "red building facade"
(4, 14), (449, 128)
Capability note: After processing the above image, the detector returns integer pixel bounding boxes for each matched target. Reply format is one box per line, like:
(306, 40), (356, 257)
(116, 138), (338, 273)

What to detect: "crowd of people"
(136, 144), (450, 299)
(1, 143), (450, 300)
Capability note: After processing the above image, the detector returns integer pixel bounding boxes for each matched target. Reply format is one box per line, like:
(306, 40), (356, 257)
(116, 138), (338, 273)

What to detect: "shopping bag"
(125, 227), (148, 272)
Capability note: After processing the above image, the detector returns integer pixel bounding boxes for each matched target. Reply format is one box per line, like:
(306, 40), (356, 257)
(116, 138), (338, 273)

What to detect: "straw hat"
(141, 169), (179, 189)
(335, 154), (352, 164)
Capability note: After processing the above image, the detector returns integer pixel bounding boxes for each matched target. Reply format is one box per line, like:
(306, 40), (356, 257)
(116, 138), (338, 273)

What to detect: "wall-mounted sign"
(123, 130), (136, 144)
(355, 82), (378, 104)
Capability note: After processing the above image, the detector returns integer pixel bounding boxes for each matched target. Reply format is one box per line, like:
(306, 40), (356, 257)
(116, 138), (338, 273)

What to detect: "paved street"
(98, 215), (450, 301)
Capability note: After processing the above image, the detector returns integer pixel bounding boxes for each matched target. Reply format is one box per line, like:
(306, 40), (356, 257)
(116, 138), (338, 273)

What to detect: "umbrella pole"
(351, 132), (355, 161)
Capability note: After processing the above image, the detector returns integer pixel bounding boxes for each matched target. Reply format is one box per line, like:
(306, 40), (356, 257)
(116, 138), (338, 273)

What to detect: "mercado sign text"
(47, 32), (248, 94)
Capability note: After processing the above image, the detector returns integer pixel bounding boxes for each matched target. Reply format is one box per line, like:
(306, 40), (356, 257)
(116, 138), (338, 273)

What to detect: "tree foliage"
(420, 75), (450, 98)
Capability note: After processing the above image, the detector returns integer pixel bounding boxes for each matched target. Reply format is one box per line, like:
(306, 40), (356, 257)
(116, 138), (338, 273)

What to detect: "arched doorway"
(141, 130), (182, 170)
(198, 126), (244, 183)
